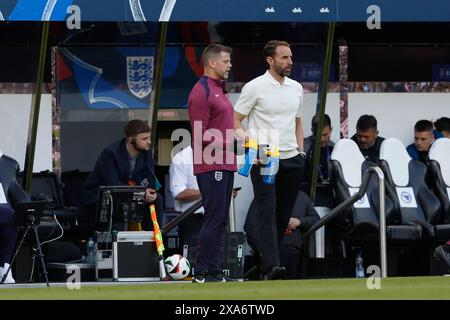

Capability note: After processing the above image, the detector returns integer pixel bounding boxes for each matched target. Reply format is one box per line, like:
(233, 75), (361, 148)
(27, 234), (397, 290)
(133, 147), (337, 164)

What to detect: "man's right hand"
(287, 217), (301, 231)
(234, 128), (248, 145)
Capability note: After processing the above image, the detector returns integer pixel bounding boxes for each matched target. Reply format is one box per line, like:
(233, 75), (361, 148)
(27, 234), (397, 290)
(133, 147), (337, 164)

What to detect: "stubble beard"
(276, 65), (291, 77)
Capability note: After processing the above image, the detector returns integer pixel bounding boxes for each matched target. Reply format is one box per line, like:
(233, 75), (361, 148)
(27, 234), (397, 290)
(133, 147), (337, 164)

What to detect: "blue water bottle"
(263, 146), (280, 184)
(238, 138), (258, 177)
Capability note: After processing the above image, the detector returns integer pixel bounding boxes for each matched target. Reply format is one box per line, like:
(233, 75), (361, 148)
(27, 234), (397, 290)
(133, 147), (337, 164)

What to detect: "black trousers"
(196, 170), (234, 275)
(0, 206), (19, 266)
(280, 252), (301, 279)
(244, 153), (304, 273)
(178, 213), (204, 247)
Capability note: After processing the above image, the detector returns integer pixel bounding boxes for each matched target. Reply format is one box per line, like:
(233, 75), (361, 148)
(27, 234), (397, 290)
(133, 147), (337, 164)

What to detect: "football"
(164, 254), (191, 280)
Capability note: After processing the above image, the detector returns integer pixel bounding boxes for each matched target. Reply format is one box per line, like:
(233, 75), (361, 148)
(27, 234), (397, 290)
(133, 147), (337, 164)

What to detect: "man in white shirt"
(234, 40), (305, 280)
(169, 146), (204, 246)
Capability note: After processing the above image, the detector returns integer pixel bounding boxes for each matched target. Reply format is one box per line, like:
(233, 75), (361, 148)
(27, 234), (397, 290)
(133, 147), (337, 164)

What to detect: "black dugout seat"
(330, 139), (408, 243)
(17, 171), (79, 227)
(331, 139), (386, 241)
(428, 138), (450, 239)
(379, 138), (441, 240)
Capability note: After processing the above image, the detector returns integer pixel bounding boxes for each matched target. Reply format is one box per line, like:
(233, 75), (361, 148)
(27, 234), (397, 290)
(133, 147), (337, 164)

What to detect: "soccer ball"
(164, 254), (191, 280)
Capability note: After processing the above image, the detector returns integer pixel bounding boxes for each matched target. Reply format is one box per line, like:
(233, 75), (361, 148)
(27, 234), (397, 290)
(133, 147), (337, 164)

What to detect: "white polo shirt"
(234, 70), (304, 159)
(169, 146), (204, 214)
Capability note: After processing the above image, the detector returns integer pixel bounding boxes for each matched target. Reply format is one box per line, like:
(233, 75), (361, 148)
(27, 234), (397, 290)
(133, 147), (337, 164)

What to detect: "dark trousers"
(280, 252), (300, 279)
(195, 170), (234, 275)
(179, 214), (204, 247)
(0, 206), (19, 266)
(244, 153), (304, 273)
(0, 224), (19, 266)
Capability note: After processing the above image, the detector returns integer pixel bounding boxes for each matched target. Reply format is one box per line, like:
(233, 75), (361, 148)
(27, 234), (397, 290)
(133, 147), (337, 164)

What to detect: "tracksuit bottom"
(195, 170), (234, 275)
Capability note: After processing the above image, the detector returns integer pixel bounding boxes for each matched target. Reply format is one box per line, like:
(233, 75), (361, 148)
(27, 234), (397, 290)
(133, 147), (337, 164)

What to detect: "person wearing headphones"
(80, 119), (162, 229)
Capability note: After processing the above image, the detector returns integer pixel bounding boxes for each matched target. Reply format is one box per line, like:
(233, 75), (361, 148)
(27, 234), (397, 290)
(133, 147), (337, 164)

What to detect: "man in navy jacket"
(80, 119), (162, 229)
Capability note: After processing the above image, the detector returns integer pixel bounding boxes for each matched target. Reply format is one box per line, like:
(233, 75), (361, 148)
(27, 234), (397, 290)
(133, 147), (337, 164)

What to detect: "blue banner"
(432, 65), (450, 81)
(57, 46), (205, 109)
(2, 0), (450, 22)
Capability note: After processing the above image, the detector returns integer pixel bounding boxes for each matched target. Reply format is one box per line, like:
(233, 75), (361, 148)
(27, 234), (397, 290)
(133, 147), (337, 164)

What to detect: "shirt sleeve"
(169, 155), (189, 199)
(234, 81), (256, 116)
(296, 84), (304, 118)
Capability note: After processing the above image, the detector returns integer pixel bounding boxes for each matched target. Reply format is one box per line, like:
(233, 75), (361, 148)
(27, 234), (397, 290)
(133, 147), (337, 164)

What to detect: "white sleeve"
(296, 84), (304, 118)
(169, 160), (189, 199)
(234, 82), (256, 116)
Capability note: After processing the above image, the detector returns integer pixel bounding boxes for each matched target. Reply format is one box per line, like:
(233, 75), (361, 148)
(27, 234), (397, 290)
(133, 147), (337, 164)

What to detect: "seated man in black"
(245, 191), (320, 280)
(303, 114), (335, 207)
(80, 119), (163, 230)
(304, 113), (335, 184)
(280, 190), (320, 279)
(351, 114), (385, 163)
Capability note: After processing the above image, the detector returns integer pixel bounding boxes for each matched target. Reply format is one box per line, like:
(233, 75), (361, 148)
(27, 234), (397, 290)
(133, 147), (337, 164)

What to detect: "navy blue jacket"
(80, 139), (156, 205)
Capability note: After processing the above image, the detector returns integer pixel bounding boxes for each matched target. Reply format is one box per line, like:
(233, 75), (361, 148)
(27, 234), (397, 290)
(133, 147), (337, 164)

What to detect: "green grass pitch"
(0, 276), (449, 300)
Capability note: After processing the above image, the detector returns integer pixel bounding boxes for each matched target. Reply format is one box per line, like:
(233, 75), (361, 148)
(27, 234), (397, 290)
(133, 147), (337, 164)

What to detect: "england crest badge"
(214, 171), (223, 182)
(127, 56), (154, 99)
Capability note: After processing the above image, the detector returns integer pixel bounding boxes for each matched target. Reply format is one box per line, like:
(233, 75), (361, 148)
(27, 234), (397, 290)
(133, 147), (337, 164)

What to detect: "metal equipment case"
(95, 231), (159, 281)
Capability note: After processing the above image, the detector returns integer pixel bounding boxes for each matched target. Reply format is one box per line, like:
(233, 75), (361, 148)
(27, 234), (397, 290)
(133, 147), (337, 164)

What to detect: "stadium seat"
(331, 139), (392, 243)
(379, 138), (441, 240)
(60, 170), (93, 225)
(18, 171), (79, 228)
(331, 139), (422, 245)
(427, 138), (450, 239)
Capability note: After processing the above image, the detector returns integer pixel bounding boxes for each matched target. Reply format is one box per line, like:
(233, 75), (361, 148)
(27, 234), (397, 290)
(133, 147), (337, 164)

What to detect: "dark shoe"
(263, 266), (287, 280)
(192, 272), (207, 283)
(208, 272), (236, 282)
(434, 245), (450, 268)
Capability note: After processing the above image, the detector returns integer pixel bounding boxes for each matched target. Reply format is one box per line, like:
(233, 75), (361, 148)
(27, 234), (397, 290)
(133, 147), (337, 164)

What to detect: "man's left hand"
(146, 188), (157, 202)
